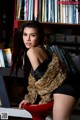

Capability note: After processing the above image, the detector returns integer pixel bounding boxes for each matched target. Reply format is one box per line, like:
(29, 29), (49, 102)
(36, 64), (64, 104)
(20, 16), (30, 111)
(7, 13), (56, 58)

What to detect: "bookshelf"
(13, 0), (80, 54)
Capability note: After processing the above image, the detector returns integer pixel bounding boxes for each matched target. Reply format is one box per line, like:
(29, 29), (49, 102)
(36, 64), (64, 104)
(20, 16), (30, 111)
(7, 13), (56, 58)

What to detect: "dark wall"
(0, 0), (14, 48)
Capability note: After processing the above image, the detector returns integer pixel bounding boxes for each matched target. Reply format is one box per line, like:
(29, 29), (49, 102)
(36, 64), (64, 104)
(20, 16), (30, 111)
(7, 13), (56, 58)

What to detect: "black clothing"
(31, 58), (80, 100)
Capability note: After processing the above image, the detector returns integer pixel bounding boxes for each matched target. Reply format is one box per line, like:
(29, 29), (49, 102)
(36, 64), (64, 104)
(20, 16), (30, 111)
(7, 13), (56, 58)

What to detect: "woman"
(11, 21), (79, 120)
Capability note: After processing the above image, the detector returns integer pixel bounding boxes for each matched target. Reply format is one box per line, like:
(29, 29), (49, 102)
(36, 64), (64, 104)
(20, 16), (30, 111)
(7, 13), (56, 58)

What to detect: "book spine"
(38, 0), (42, 22)
(30, 0), (34, 20)
(24, 0), (27, 20)
(54, 0), (58, 23)
(16, 0), (22, 19)
(0, 49), (5, 67)
(42, 0), (45, 22)
(28, 0), (31, 20)
(34, 0), (39, 20)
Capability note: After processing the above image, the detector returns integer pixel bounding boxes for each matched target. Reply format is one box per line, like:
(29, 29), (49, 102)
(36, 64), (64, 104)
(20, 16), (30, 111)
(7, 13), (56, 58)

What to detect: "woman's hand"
(19, 99), (30, 108)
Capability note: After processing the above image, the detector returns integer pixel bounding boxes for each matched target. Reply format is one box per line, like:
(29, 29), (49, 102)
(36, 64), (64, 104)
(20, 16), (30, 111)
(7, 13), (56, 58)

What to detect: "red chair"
(22, 102), (53, 120)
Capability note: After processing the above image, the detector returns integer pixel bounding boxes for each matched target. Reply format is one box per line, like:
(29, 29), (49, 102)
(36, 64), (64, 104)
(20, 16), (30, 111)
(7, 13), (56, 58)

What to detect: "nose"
(27, 35), (30, 41)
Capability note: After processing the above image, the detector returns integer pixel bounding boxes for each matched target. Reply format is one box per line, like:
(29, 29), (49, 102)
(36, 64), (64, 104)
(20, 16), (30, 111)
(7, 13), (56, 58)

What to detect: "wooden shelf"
(14, 20), (80, 28)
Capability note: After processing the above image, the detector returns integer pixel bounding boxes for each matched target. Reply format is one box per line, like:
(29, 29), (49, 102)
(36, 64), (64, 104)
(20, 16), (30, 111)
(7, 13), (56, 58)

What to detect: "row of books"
(46, 33), (80, 44)
(47, 45), (80, 73)
(16, 0), (79, 24)
(0, 48), (12, 68)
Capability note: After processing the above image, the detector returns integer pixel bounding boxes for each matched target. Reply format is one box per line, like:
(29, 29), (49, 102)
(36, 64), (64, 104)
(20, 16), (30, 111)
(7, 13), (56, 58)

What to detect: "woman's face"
(23, 27), (39, 49)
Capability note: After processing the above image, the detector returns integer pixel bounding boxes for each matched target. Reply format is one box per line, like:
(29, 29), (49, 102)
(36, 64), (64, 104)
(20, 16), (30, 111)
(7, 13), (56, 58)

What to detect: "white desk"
(0, 107), (32, 119)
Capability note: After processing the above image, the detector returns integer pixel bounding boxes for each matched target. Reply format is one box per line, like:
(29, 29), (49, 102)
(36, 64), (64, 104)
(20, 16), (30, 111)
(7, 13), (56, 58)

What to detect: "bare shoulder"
(27, 47), (48, 62)
(27, 47), (43, 55)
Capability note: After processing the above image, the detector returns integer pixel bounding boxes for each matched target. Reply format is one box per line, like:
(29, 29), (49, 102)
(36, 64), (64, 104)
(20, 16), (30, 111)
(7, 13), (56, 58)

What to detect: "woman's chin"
(25, 45), (31, 49)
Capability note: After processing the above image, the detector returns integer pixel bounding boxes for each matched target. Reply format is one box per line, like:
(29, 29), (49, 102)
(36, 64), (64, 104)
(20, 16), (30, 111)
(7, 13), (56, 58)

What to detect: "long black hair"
(11, 21), (45, 77)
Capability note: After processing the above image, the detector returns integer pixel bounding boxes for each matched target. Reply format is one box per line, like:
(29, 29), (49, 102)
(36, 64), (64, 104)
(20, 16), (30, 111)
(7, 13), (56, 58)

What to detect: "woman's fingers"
(19, 100), (29, 108)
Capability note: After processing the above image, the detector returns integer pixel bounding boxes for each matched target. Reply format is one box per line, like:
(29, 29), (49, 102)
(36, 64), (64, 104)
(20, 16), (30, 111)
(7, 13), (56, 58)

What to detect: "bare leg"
(53, 94), (77, 120)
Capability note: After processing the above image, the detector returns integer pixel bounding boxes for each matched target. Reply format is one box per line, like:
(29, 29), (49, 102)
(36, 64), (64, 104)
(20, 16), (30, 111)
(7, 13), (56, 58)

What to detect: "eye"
(32, 34), (35, 37)
(23, 33), (27, 36)
(31, 34), (36, 37)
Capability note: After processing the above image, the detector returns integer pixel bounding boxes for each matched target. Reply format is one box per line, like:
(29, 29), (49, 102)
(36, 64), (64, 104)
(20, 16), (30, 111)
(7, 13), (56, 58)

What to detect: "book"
(0, 49), (5, 67)
(65, 35), (76, 43)
(38, 0), (42, 22)
(71, 54), (80, 71)
(16, 0), (22, 19)
(77, 36), (80, 43)
(59, 48), (71, 72)
(62, 49), (78, 73)
(34, 0), (39, 20)
(24, 0), (28, 20)
(2, 48), (12, 67)
(20, 0), (25, 20)
(42, 0), (45, 22)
